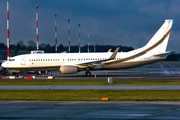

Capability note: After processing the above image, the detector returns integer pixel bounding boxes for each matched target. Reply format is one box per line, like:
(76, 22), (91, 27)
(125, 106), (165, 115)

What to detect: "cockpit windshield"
(9, 59), (15, 61)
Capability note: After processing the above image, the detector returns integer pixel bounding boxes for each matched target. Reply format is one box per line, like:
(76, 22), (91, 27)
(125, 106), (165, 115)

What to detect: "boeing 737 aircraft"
(2, 19), (174, 76)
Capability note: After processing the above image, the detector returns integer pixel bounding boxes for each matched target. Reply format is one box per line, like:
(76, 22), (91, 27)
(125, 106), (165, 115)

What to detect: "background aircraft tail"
(145, 19), (173, 55)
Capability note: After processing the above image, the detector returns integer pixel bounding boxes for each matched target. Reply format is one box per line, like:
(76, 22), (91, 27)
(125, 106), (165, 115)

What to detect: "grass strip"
(0, 90), (180, 101)
(1, 79), (180, 85)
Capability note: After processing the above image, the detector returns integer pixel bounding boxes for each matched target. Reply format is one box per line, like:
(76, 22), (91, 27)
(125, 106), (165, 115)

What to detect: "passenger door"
(21, 56), (26, 65)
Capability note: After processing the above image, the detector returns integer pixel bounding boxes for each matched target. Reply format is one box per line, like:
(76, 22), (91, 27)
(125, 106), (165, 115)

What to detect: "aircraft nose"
(1, 62), (6, 68)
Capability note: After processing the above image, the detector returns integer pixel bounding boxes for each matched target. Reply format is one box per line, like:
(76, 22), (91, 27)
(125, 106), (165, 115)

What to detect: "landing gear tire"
(86, 71), (91, 77)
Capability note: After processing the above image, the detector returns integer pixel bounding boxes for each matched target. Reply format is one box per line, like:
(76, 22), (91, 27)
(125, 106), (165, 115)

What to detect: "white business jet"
(2, 20), (174, 76)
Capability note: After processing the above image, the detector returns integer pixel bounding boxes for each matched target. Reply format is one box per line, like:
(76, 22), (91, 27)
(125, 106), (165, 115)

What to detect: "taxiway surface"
(1, 101), (180, 120)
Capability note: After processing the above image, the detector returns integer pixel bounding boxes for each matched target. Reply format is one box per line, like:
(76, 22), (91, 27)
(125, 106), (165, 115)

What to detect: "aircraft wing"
(76, 47), (119, 68)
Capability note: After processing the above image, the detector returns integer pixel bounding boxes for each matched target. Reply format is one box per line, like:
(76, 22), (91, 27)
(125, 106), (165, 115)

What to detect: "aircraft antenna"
(88, 31), (89, 53)
(94, 44), (96, 53)
(35, 4), (38, 51)
(54, 12), (57, 53)
(7, 0), (10, 60)
(68, 18), (70, 53)
(78, 23), (81, 53)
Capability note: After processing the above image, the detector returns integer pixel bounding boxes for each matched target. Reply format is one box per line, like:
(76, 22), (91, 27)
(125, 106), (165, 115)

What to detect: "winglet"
(109, 47), (119, 60)
(107, 49), (112, 52)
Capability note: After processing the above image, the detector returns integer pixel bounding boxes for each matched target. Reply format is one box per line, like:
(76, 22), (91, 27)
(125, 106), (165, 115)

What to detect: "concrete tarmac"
(1, 101), (180, 120)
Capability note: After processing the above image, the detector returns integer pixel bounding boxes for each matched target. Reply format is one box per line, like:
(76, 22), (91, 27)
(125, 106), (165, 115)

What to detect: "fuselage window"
(29, 59), (31, 61)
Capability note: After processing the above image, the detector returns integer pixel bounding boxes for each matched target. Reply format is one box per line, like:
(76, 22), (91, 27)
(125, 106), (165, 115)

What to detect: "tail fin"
(145, 19), (173, 54)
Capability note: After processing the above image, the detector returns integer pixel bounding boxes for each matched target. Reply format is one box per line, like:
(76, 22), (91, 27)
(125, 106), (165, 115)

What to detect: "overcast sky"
(0, 0), (180, 52)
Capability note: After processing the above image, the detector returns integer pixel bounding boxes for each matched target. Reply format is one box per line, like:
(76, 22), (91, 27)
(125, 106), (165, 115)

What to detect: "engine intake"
(60, 65), (78, 74)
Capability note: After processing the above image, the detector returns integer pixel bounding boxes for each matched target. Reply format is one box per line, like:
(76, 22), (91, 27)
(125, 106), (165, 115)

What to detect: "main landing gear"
(86, 71), (91, 77)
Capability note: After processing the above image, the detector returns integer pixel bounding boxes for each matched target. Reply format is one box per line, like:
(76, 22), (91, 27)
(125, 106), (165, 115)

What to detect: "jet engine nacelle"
(60, 65), (78, 74)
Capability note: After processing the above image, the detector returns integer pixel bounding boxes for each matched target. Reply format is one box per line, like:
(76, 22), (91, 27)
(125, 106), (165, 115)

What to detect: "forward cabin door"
(21, 56), (26, 65)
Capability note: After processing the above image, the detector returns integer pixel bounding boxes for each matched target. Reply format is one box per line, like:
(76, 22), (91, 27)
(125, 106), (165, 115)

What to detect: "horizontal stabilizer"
(154, 51), (176, 57)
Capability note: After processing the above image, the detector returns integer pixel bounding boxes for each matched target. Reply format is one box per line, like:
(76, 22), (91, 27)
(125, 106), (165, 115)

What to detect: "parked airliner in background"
(2, 20), (175, 76)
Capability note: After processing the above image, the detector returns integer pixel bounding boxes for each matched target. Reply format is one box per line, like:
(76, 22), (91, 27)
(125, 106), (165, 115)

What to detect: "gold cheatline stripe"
(105, 28), (171, 66)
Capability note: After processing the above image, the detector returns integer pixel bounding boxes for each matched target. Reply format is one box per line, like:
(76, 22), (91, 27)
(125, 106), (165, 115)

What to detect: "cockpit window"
(9, 59), (15, 61)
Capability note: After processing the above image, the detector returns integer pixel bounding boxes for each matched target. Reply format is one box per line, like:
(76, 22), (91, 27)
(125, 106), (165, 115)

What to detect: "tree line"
(0, 40), (134, 54)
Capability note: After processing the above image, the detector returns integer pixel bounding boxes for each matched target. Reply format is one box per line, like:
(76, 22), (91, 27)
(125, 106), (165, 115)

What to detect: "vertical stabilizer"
(145, 19), (173, 54)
